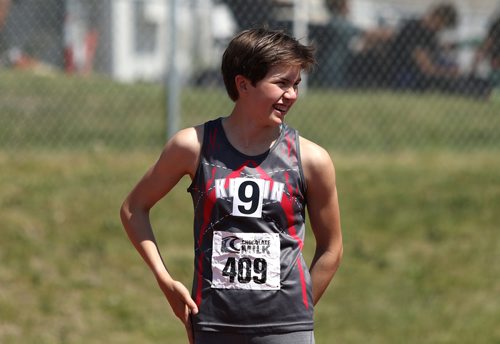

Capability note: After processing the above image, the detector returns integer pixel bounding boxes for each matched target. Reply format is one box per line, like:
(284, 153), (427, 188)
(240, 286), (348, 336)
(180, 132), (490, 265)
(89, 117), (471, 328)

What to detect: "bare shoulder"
(299, 136), (335, 178)
(157, 124), (204, 178)
(166, 125), (203, 152)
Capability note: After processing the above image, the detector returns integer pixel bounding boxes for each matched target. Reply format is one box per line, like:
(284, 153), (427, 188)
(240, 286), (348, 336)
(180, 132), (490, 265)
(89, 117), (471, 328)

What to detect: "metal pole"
(167, 0), (180, 139)
(293, 0), (309, 93)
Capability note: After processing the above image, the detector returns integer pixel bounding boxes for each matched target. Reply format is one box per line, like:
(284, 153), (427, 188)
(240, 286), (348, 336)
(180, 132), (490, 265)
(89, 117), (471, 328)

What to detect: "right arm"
(119, 126), (202, 341)
(413, 48), (459, 78)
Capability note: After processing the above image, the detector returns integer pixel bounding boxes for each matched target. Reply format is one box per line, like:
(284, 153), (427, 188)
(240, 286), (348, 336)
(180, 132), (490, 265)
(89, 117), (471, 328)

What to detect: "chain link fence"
(1, 0), (500, 152)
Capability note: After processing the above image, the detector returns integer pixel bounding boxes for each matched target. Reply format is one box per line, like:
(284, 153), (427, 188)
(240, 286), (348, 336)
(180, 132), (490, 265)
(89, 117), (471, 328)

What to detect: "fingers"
(158, 278), (199, 339)
(176, 289), (198, 327)
(185, 315), (195, 344)
(179, 302), (198, 326)
(174, 281), (198, 318)
(184, 296), (199, 316)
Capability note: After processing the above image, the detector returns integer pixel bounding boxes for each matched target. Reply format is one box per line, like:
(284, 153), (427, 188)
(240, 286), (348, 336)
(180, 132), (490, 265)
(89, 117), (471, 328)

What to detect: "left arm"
(471, 37), (493, 73)
(300, 137), (343, 305)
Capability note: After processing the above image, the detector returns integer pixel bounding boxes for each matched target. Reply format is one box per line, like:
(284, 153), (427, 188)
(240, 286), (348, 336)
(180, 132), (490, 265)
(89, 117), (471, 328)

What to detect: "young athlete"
(120, 28), (343, 344)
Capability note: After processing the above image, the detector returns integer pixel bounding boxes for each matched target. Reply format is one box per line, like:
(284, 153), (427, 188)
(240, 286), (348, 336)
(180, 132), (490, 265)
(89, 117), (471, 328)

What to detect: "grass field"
(2, 150), (499, 343)
(1, 70), (499, 343)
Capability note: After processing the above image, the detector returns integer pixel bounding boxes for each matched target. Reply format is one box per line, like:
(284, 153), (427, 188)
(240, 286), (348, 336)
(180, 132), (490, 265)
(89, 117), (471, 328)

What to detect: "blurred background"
(1, 0), (500, 148)
(1, 0), (499, 343)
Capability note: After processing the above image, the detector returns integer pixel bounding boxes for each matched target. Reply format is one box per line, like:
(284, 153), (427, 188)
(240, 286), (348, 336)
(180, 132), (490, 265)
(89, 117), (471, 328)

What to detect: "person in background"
(471, 15), (500, 87)
(387, 2), (492, 98)
(317, 0), (393, 87)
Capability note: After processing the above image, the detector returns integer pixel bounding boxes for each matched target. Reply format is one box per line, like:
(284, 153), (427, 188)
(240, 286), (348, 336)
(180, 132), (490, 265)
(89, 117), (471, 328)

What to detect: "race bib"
(211, 231), (280, 290)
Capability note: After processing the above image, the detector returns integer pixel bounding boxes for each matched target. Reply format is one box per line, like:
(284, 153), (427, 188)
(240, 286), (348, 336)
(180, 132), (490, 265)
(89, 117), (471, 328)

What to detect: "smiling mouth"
(274, 105), (288, 113)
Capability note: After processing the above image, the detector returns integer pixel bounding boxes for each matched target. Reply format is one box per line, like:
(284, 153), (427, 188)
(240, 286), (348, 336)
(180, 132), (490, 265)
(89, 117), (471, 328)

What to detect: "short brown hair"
(221, 28), (316, 101)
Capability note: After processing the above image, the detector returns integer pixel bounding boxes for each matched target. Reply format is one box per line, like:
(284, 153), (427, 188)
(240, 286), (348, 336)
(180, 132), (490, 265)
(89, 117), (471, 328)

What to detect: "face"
(243, 64), (302, 126)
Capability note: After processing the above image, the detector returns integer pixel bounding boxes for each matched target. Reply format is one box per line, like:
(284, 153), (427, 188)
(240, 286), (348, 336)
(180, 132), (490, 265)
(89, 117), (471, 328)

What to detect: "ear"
(235, 75), (249, 94)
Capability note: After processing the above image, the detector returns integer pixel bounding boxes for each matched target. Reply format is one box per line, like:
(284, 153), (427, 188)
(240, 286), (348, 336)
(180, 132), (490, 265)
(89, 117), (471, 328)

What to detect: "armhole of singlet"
(295, 130), (308, 200)
(186, 120), (212, 193)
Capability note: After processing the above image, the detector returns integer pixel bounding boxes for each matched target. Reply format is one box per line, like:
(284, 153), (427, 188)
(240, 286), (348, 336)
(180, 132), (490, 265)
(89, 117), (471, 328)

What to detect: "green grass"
(1, 70), (499, 343)
(1, 149), (499, 343)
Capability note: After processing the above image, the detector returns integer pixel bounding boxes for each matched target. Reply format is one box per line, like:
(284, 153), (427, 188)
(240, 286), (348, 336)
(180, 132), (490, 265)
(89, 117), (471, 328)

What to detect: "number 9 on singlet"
(232, 178), (265, 218)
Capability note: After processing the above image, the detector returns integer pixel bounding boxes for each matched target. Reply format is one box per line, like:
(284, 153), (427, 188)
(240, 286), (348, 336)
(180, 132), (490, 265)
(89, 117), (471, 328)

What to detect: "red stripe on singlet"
(224, 160), (273, 188)
(208, 126), (218, 152)
(195, 167), (217, 306)
(282, 171), (309, 309)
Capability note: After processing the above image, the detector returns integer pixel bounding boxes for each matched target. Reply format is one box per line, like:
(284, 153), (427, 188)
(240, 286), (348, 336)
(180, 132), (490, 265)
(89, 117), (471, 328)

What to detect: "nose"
(283, 86), (298, 100)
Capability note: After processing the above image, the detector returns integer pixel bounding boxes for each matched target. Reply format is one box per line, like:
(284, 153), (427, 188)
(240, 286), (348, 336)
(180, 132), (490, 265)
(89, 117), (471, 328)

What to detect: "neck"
(222, 113), (282, 156)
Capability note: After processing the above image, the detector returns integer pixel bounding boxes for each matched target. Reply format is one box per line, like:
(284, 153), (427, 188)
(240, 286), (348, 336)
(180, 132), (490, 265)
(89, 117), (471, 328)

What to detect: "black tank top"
(188, 117), (314, 334)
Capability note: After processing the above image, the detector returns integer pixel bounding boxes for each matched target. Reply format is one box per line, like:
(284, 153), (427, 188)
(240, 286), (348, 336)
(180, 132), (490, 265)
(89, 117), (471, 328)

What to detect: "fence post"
(167, 0), (180, 139)
(293, 0), (309, 93)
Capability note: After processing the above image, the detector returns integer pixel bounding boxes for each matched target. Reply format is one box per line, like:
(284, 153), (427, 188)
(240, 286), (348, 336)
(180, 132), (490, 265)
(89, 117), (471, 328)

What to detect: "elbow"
(120, 197), (150, 229)
(337, 244), (344, 267)
(119, 197), (139, 226)
(330, 236), (344, 271)
(318, 241), (343, 272)
(119, 199), (131, 228)
(332, 243), (343, 271)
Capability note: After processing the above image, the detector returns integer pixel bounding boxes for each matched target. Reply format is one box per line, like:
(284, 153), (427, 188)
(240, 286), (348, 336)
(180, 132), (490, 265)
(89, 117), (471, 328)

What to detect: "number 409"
(222, 257), (267, 284)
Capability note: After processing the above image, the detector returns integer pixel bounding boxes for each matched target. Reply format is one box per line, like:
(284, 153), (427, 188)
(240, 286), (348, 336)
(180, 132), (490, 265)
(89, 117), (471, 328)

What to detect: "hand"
(156, 274), (199, 344)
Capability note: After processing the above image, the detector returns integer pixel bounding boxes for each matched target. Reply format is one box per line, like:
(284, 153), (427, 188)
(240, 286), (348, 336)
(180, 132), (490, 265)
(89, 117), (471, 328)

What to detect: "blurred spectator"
(311, 0), (393, 87)
(387, 3), (458, 87)
(387, 3), (492, 98)
(471, 15), (500, 87)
